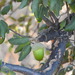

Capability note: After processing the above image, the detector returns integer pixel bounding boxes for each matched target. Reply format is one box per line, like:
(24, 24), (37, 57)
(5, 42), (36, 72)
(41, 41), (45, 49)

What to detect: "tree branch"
(38, 29), (59, 42)
(42, 16), (54, 27)
(44, 40), (66, 75)
(0, 62), (43, 75)
(49, 11), (58, 24)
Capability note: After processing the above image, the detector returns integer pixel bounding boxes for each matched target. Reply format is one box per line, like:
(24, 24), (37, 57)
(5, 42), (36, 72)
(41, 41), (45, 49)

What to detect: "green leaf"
(0, 20), (9, 33)
(0, 60), (2, 66)
(9, 24), (16, 30)
(17, 0), (22, 2)
(64, 50), (68, 58)
(58, 68), (66, 75)
(25, 19), (31, 33)
(15, 41), (30, 53)
(9, 1), (13, 11)
(31, 0), (40, 12)
(63, 50), (68, 63)
(65, 0), (72, 4)
(65, 16), (75, 31)
(69, 2), (75, 13)
(34, 5), (48, 22)
(9, 37), (30, 45)
(15, 44), (25, 53)
(1, 5), (11, 15)
(10, 17), (17, 21)
(43, 0), (48, 7)
(31, 0), (48, 22)
(9, 45), (13, 52)
(34, 5), (42, 22)
(18, 16), (25, 22)
(72, 48), (75, 60)
(7, 71), (16, 75)
(0, 22), (5, 38)
(0, 0), (6, 8)
(19, 45), (31, 61)
(60, 20), (66, 29)
(72, 69), (75, 75)
(0, 37), (5, 44)
(19, 0), (29, 9)
(0, 20), (9, 38)
(49, 0), (64, 16)
(66, 42), (71, 48)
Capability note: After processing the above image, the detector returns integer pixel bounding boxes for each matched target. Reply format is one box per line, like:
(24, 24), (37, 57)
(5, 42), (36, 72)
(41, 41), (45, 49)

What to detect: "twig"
(42, 16), (54, 27)
(9, 28), (29, 37)
(0, 62), (42, 75)
(50, 15), (54, 23)
(65, 2), (70, 23)
(49, 11), (58, 24)
(31, 23), (39, 36)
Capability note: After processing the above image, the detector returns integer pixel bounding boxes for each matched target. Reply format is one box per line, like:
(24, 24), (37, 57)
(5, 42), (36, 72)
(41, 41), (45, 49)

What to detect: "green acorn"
(33, 48), (44, 61)
(32, 43), (45, 61)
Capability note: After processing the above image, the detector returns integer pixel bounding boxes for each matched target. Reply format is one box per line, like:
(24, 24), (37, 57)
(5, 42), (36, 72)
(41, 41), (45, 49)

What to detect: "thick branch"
(40, 40), (66, 75)
(38, 29), (59, 42)
(45, 40), (66, 75)
(0, 62), (43, 75)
